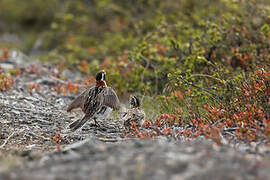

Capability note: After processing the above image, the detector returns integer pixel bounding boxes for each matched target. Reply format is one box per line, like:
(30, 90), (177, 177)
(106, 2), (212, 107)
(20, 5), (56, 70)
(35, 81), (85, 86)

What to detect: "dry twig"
(0, 131), (15, 149)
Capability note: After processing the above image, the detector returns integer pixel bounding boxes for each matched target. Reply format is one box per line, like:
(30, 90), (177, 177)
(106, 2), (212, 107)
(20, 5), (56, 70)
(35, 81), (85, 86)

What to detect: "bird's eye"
(122, 112), (127, 117)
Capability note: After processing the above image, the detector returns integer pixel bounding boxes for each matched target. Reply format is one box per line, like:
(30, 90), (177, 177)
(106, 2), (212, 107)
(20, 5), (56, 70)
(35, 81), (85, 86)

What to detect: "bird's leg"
(93, 117), (100, 127)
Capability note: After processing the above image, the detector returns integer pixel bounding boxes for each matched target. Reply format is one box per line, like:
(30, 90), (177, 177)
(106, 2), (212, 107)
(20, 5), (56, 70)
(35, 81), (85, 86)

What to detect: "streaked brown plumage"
(123, 95), (145, 130)
(67, 71), (120, 131)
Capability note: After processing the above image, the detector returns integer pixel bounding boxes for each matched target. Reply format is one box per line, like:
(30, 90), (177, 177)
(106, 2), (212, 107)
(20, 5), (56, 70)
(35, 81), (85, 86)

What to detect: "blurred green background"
(0, 0), (269, 118)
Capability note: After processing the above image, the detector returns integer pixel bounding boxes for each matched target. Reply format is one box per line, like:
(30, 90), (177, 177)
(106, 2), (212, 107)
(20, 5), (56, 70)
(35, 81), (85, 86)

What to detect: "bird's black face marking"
(130, 95), (140, 108)
(96, 71), (106, 81)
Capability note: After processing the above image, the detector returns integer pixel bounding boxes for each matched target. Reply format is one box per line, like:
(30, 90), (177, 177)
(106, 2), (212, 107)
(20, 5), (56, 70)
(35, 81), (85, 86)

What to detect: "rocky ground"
(0, 51), (270, 180)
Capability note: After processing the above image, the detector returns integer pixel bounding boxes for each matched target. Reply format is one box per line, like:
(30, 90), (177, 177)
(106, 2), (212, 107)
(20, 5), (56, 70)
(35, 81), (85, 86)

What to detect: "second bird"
(67, 70), (120, 132)
(123, 95), (145, 131)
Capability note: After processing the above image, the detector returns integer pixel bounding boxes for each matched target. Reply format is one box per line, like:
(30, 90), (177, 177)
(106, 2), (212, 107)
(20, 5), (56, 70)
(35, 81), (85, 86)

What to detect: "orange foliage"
(0, 49), (10, 61)
(0, 74), (14, 91)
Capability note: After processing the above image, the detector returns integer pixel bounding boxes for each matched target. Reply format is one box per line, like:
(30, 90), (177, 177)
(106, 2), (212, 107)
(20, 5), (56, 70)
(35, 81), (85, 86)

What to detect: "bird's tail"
(69, 115), (89, 132)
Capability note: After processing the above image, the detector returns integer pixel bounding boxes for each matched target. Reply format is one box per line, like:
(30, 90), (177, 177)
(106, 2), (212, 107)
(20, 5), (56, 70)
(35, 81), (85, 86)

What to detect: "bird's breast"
(96, 81), (107, 87)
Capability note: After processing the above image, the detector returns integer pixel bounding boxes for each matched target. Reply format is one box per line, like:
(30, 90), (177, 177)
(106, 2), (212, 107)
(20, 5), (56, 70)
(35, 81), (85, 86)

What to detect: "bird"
(122, 95), (145, 131)
(67, 70), (120, 132)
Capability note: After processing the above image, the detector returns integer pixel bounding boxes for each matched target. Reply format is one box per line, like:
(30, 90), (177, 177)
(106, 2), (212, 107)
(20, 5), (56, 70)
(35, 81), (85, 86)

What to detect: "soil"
(0, 51), (269, 180)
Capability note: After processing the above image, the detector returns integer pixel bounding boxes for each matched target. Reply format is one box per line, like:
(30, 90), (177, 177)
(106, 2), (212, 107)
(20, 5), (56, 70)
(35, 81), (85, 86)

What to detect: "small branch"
(205, 45), (217, 62)
(191, 74), (225, 85)
(179, 76), (223, 101)
(143, 24), (164, 41)
(219, 131), (228, 145)
(212, 118), (225, 126)
(223, 131), (236, 137)
(223, 127), (238, 132)
(97, 138), (118, 143)
(188, 39), (193, 54)
(141, 55), (155, 69)
(0, 131), (15, 149)
(28, 132), (51, 141)
(22, 99), (36, 108)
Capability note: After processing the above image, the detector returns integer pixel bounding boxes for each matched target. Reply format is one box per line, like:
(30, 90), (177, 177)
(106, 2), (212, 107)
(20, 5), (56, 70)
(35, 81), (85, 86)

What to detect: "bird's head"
(96, 70), (106, 81)
(130, 95), (140, 108)
(95, 70), (107, 87)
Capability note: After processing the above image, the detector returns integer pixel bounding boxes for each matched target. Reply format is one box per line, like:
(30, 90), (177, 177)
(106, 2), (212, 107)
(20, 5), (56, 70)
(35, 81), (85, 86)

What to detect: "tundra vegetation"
(0, 0), (269, 179)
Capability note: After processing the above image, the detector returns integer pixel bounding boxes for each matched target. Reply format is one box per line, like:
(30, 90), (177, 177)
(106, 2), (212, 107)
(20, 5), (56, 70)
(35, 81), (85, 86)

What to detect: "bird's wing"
(67, 85), (94, 112)
(100, 87), (120, 110)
